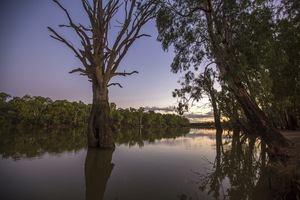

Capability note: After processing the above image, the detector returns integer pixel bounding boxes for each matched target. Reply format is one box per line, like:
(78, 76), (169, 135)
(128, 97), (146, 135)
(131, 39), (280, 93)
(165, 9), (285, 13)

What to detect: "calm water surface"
(0, 128), (271, 200)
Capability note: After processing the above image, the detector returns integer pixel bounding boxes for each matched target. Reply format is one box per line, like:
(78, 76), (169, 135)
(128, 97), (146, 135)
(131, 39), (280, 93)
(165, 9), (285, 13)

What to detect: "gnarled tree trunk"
(88, 79), (115, 149)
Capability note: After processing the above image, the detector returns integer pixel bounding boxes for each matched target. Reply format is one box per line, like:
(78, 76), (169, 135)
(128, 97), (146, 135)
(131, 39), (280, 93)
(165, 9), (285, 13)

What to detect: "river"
(0, 127), (272, 199)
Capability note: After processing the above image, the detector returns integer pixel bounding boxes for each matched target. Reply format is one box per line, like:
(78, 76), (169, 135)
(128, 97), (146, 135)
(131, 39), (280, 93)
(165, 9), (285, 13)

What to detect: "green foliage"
(157, 2), (206, 73)
(0, 93), (11, 126)
(263, 0), (300, 129)
(0, 93), (189, 128)
(0, 93), (90, 127)
(110, 104), (190, 128)
(157, 0), (300, 130)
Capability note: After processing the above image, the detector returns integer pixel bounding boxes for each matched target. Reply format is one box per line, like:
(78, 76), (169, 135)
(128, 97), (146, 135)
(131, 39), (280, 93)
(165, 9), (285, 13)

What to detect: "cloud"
(144, 106), (176, 113)
(184, 111), (213, 119)
(144, 106), (214, 122)
(183, 111), (214, 123)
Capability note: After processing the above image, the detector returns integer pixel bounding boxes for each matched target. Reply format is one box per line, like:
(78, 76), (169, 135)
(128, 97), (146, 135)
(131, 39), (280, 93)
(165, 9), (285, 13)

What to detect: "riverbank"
(275, 130), (300, 198)
(281, 130), (300, 178)
(256, 131), (300, 199)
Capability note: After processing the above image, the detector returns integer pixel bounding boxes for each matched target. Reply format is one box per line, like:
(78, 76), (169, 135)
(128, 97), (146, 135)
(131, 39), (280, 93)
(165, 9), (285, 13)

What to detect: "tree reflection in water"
(195, 130), (272, 200)
(114, 127), (190, 147)
(0, 127), (87, 159)
(0, 127), (189, 159)
(84, 127), (190, 200)
(85, 148), (115, 200)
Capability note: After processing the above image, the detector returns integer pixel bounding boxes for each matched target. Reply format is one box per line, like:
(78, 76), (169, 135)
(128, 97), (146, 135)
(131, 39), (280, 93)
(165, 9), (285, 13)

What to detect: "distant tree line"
(0, 93), (189, 128)
(0, 93), (90, 127)
(110, 102), (190, 129)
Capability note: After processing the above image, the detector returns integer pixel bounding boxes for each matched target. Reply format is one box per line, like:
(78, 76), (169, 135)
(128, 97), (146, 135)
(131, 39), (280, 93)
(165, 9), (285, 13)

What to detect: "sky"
(0, 0), (212, 122)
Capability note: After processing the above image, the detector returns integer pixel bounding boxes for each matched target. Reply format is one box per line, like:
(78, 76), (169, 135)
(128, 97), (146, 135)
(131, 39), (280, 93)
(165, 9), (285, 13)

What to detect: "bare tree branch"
(112, 70), (139, 77)
(108, 82), (123, 88)
(50, 0), (157, 89)
(47, 27), (82, 60)
(110, 1), (158, 73)
(82, 0), (94, 26)
(69, 68), (89, 77)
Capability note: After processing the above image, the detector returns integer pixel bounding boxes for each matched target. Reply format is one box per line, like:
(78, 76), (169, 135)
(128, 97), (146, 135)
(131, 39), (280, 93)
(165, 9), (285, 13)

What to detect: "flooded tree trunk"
(88, 80), (115, 149)
(215, 130), (222, 168)
(204, 67), (223, 133)
(230, 82), (292, 148)
(210, 92), (223, 133)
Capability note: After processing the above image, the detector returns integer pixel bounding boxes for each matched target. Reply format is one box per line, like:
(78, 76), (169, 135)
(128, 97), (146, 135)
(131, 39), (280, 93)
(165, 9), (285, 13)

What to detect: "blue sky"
(0, 0), (212, 122)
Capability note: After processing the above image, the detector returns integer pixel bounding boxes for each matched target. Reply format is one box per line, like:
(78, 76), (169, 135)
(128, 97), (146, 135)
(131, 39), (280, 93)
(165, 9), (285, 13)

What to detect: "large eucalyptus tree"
(48, 0), (158, 148)
(156, 0), (292, 147)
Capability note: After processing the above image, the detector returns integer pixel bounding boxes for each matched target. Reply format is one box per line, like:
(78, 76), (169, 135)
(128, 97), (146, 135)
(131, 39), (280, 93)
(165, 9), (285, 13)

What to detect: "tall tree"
(174, 67), (223, 132)
(48, 0), (158, 148)
(156, 0), (292, 147)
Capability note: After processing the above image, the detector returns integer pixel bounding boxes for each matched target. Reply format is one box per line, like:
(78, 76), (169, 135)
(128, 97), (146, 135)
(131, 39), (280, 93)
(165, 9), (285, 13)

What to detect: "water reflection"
(0, 127), (87, 159)
(0, 127), (273, 199)
(85, 148), (115, 200)
(0, 127), (189, 159)
(114, 127), (190, 147)
(196, 130), (272, 199)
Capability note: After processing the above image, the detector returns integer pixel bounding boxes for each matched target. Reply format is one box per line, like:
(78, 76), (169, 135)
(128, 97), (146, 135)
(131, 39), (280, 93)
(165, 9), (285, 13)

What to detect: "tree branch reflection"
(195, 130), (271, 199)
